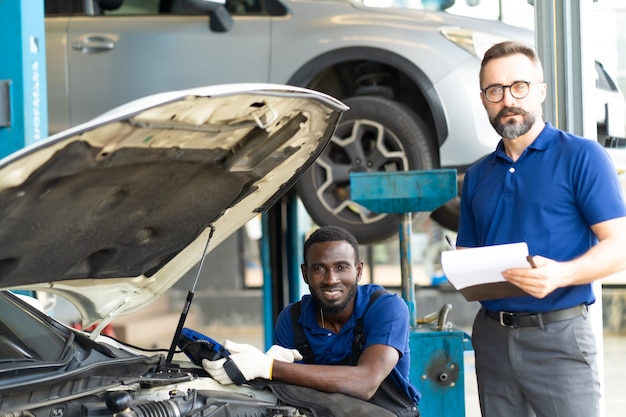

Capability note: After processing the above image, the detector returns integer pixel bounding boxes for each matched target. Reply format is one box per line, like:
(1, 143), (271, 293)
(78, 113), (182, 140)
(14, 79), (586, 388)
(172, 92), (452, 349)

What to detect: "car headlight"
(440, 27), (518, 58)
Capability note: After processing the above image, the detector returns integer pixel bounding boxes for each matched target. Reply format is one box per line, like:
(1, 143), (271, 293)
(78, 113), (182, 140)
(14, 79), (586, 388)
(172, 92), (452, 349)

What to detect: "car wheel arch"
(286, 46), (449, 159)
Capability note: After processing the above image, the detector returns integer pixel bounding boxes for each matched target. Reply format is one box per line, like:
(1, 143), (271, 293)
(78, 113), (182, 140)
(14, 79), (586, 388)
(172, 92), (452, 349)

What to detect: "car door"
(46, 0), (271, 133)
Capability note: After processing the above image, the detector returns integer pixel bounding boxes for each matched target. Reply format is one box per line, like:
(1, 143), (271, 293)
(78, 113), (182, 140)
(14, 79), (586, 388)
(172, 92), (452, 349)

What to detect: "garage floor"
(462, 335), (626, 417)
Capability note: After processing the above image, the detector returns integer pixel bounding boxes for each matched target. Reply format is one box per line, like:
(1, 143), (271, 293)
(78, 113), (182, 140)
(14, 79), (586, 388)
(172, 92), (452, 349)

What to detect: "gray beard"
(491, 107), (536, 139)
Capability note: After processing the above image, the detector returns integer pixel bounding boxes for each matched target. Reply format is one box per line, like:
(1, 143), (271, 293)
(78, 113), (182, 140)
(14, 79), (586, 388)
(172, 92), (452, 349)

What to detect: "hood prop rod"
(165, 228), (213, 368)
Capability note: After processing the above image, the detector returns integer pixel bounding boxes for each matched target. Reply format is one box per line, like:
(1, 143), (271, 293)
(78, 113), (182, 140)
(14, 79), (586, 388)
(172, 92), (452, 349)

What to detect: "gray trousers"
(472, 308), (600, 417)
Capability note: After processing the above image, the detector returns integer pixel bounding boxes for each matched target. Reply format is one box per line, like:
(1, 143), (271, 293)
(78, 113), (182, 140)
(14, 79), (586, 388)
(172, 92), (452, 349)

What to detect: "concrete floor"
(462, 335), (626, 417)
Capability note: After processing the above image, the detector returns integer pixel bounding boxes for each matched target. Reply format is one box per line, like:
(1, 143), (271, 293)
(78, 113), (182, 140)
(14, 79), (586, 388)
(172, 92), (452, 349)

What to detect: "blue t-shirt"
(457, 122), (626, 312)
(274, 284), (421, 404)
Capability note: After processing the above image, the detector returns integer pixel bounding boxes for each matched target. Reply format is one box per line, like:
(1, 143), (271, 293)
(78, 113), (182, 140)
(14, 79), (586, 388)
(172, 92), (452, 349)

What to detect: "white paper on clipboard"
(440, 242), (532, 301)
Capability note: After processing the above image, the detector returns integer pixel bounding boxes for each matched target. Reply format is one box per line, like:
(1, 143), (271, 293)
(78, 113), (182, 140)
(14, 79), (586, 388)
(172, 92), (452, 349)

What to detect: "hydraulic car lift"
(350, 170), (470, 417)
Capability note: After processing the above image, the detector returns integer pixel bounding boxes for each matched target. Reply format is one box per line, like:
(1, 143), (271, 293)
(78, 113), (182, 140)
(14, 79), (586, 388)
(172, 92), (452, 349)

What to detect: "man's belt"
(484, 304), (587, 328)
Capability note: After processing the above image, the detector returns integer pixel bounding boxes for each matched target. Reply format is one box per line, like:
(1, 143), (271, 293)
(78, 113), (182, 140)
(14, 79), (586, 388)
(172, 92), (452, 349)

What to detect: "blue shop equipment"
(351, 169), (472, 417)
(0, 1), (48, 157)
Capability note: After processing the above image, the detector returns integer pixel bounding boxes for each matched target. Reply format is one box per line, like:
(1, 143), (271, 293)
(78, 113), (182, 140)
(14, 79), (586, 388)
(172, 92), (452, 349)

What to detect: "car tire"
(296, 95), (434, 244)
(430, 196), (461, 232)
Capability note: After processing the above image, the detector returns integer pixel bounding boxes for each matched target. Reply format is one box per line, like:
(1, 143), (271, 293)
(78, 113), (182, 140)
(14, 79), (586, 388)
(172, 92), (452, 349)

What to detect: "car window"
(45, 0), (264, 16)
(45, 0), (86, 14)
(105, 0), (160, 14)
(0, 292), (68, 364)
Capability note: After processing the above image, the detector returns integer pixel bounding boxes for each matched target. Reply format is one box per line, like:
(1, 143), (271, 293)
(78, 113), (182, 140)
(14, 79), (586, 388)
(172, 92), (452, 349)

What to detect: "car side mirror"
(183, 0), (234, 32)
(605, 102), (626, 143)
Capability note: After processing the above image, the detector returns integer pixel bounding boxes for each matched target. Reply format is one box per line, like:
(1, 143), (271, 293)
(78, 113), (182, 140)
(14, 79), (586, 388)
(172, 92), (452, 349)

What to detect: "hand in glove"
(203, 339), (274, 385)
(266, 344), (303, 363)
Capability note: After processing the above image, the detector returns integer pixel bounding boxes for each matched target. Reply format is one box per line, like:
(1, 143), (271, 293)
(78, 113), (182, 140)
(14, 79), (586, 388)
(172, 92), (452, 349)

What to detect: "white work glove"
(266, 344), (303, 363)
(202, 339), (274, 385)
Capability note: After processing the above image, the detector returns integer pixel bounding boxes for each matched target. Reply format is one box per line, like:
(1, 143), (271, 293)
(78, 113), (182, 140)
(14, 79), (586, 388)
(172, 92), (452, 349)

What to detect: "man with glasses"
(456, 41), (626, 417)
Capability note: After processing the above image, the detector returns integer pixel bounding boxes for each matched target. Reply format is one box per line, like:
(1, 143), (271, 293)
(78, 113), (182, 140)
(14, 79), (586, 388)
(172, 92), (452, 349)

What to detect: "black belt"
(484, 304), (587, 328)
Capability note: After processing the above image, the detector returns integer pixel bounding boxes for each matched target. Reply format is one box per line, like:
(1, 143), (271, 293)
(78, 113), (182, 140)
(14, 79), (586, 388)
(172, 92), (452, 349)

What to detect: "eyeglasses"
(480, 81), (540, 103)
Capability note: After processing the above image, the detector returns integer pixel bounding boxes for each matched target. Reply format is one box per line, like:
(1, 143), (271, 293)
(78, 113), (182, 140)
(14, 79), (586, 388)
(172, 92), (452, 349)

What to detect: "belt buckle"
(499, 311), (518, 328)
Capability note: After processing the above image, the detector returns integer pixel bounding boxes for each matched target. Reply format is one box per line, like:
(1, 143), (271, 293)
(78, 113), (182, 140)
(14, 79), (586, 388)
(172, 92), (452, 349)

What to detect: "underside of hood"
(0, 83), (346, 326)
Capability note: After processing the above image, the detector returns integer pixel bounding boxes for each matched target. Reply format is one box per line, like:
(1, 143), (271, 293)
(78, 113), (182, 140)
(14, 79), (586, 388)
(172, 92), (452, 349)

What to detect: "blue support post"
(399, 212), (416, 326)
(0, 1), (48, 157)
(262, 193), (308, 349)
(286, 194), (305, 304)
(261, 213), (274, 349)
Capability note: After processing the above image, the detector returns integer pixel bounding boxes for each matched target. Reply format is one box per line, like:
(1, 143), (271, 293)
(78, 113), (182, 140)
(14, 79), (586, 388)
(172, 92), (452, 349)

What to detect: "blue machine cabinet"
(409, 327), (472, 417)
(0, 1), (48, 157)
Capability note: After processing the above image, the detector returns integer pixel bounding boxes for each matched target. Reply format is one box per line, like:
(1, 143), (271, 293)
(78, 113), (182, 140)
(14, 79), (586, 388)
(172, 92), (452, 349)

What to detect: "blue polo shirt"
(457, 122), (626, 313)
(274, 284), (421, 404)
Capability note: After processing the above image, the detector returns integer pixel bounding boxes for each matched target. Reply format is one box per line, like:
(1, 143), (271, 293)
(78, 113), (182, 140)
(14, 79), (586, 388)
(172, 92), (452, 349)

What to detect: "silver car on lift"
(44, 0), (626, 242)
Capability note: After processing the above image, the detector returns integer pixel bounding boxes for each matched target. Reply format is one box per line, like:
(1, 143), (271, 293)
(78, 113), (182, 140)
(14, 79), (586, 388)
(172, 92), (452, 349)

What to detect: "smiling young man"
(204, 225), (420, 417)
(456, 41), (626, 417)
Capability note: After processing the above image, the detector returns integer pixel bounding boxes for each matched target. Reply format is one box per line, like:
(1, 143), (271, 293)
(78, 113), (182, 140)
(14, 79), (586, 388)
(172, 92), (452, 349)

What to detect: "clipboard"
(440, 242), (531, 301)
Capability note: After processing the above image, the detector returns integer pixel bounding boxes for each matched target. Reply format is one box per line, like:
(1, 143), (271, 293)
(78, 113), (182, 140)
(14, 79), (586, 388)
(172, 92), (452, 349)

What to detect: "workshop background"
(7, 0), (626, 416)
(95, 2), (626, 415)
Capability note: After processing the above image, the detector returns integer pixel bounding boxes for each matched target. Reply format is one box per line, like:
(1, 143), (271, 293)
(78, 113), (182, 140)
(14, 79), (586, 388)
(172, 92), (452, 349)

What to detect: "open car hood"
(0, 83), (346, 327)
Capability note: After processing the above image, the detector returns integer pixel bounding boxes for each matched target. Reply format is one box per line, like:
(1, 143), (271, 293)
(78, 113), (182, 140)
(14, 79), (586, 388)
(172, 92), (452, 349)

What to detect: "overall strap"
(290, 301), (315, 363)
(350, 288), (388, 365)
